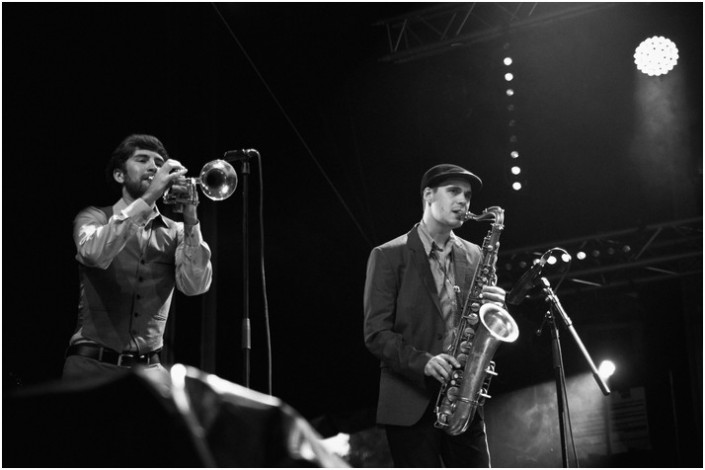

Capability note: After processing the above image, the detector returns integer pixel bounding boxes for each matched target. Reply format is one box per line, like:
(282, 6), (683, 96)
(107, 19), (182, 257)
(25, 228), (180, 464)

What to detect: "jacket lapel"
(407, 225), (444, 319)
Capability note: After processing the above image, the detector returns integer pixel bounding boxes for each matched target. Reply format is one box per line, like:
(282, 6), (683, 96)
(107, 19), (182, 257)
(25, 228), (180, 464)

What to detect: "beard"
(124, 176), (149, 199)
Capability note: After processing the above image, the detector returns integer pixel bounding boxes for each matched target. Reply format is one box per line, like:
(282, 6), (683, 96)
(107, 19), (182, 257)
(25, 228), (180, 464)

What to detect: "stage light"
(512, 182), (522, 191)
(547, 255), (557, 265)
(561, 253), (572, 263)
(511, 166), (521, 175)
(504, 73), (514, 82)
(503, 57), (513, 66)
(634, 36), (679, 76)
(506, 88), (514, 96)
(598, 360), (616, 380)
(510, 150), (519, 159)
(576, 251), (587, 260)
(321, 433), (351, 458)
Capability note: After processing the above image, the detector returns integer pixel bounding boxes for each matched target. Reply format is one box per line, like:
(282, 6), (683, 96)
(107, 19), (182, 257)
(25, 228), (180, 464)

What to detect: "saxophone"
(434, 206), (520, 436)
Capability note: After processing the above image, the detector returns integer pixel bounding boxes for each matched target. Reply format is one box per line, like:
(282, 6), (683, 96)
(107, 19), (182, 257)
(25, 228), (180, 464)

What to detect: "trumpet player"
(364, 164), (507, 467)
(62, 134), (212, 382)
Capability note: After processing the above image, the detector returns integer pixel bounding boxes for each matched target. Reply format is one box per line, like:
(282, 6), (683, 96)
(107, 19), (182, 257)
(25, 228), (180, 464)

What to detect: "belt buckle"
(116, 353), (134, 367)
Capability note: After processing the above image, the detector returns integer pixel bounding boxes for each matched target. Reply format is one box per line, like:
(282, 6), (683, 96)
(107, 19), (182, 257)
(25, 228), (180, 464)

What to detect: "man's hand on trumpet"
(150, 159), (201, 225)
(142, 159), (188, 206)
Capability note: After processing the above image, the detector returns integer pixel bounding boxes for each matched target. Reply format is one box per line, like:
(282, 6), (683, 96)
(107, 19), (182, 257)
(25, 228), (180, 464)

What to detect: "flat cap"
(420, 164), (483, 194)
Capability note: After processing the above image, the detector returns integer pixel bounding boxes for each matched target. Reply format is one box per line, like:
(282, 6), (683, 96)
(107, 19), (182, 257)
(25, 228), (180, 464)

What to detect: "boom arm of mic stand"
(539, 277), (611, 396)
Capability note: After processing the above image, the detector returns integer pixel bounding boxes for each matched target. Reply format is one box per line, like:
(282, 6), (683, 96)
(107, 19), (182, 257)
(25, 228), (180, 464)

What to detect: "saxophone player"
(364, 164), (507, 467)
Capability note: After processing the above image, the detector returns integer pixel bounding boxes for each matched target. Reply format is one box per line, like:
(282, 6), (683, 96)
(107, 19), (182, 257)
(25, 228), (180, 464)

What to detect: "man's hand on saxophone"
(424, 353), (462, 383)
(480, 285), (507, 308)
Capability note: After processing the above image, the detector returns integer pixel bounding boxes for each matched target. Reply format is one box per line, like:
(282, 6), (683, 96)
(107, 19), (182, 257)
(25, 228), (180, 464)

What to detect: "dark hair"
(105, 134), (169, 192)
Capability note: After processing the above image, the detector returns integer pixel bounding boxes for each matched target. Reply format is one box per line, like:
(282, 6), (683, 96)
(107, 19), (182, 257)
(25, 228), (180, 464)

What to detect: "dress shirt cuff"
(120, 198), (153, 226)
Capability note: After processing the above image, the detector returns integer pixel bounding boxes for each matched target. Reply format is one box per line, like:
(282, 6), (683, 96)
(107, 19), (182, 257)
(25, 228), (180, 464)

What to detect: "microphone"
(223, 149), (260, 161)
(506, 254), (548, 306)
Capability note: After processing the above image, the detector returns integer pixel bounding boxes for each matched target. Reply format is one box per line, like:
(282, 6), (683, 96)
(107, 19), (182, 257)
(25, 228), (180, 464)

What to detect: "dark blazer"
(363, 224), (482, 426)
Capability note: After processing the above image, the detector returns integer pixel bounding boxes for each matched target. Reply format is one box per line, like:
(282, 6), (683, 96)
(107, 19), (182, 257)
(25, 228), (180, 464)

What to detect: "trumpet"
(162, 159), (238, 212)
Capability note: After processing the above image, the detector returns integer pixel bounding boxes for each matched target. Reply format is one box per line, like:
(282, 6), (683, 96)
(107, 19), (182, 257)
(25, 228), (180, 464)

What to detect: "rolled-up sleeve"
(74, 200), (152, 269)
(175, 222), (213, 296)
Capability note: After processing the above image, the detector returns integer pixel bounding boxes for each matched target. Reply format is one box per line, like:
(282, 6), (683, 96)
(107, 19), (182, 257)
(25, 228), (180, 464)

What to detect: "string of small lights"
(503, 43), (524, 192)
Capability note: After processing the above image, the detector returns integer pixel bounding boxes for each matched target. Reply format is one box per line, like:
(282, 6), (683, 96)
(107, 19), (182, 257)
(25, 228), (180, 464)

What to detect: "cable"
(210, 3), (373, 248)
(254, 153), (273, 396)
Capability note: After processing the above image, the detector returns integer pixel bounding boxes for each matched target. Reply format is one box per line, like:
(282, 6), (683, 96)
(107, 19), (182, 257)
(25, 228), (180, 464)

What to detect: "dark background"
(3, 2), (702, 467)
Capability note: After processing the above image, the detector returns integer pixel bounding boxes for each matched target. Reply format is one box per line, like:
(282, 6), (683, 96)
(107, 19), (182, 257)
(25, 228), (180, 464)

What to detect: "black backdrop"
(3, 3), (702, 467)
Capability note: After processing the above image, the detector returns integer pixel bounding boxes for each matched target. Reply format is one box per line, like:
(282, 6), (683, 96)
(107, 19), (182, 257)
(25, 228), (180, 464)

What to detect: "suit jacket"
(363, 223), (482, 426)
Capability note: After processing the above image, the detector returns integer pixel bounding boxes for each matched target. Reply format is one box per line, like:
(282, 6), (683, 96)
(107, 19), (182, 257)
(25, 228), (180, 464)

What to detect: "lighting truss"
(376, 2), (619, 63)
(497, 217), (703, 297)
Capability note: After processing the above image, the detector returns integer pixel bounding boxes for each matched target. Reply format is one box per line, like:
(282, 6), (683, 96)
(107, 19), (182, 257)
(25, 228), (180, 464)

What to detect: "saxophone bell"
(436, 303), (519, 435)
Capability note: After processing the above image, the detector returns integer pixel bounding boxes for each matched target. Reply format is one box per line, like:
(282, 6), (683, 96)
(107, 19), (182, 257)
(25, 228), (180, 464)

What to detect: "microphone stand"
(536, 276), (611, 468)
(241, 159), (251, 388)
(224, 149), (261, 390)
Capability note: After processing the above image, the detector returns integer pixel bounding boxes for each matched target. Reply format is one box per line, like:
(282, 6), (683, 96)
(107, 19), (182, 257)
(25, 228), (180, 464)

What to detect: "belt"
(66, 344), (161, 367)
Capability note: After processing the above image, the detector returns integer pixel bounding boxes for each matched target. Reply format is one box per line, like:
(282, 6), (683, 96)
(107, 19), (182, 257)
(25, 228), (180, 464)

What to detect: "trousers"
(384, 401), (491, 468)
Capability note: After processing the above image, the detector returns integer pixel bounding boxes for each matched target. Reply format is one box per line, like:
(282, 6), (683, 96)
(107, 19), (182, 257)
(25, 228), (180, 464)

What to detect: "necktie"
(432, 243), (460, 351)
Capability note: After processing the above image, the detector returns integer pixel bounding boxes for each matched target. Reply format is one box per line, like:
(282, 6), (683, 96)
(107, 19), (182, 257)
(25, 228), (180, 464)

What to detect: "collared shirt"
(417, 221), (464, 351)
(70, 197), (212, 353)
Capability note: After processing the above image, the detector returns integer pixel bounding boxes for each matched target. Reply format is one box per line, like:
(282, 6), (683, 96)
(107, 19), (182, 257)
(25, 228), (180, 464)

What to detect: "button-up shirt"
(417, 221), (464, 352)
(70, 197), (212, 353)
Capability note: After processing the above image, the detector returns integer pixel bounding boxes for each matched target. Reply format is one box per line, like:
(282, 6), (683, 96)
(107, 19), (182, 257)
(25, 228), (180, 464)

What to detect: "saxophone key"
(447, 387), (460, 401)
(457, 353), (468, 366)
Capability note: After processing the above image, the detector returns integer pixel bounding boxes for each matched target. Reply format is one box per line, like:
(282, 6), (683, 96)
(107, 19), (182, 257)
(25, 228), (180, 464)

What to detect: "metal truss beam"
(496, 217), (703, 297)
(376, 2), (619, 63)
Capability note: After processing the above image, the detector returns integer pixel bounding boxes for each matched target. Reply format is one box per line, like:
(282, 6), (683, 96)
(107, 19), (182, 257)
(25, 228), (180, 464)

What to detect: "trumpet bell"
(200, 159), (238, 201)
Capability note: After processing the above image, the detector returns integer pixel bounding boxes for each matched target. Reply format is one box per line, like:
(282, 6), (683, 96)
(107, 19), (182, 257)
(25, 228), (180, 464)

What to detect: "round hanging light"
(634, 36), (679, 76)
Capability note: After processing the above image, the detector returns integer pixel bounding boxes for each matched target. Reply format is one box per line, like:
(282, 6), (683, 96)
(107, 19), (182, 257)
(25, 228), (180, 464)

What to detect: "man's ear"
(113, 168), (125, 184)
(423, 187), (434, 205)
